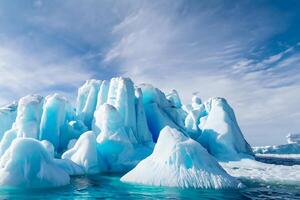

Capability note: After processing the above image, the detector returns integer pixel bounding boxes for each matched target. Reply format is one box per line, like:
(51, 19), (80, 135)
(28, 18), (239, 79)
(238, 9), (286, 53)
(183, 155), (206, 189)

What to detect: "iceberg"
(0, 138), (70, 188)
(0, 76), (286, 190)
(121, 126), (242, 189)
(197, 98), (253, 160)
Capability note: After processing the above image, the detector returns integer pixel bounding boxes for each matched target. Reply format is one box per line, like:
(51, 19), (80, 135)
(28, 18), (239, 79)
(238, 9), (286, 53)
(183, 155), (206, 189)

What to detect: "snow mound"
(0, 138), (69, 188)
(121, 126), (242, 189)
(62, 131), (103, 174)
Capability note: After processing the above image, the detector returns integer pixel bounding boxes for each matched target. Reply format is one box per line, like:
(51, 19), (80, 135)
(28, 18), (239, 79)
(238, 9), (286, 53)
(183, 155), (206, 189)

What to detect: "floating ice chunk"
(14, 95), (43, 139)
(220, 159), (300, 185)
(62, 131), (103, 174)
(96, 104), (135, 172)
(0, 103), (17, 140)
(0, 138), (69, 188)
(76, 79), (101, 129)
(198, 98), (253, 160)
(122, 126), (242, 189)
(39, 94), (68, 149)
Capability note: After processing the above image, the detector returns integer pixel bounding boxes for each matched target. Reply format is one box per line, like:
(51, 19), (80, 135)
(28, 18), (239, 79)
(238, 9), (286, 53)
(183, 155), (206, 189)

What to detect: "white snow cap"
(121, 126), (242, 189)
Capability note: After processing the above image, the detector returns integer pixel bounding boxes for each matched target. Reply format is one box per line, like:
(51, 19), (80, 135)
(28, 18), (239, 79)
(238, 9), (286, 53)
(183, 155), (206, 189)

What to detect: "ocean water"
(0, 158), (299, 200)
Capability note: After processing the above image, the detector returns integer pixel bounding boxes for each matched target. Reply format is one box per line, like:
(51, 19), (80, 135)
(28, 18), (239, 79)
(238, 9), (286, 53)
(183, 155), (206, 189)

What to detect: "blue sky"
(0, 0), (300, 145)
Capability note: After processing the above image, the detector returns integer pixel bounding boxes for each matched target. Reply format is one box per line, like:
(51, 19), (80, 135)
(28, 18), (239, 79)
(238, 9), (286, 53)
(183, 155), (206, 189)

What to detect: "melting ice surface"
(0, 77), (298, 198)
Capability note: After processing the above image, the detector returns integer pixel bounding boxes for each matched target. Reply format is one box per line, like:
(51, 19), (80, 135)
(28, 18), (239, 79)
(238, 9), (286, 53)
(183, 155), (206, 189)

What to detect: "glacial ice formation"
(121, 126), (242, 189)
(40, 94), (68, 149)
(0, 76), (289, 189)
(76, 79), (101, 129)
(141, 84), (184, 142)
(0, 138), (69, 188)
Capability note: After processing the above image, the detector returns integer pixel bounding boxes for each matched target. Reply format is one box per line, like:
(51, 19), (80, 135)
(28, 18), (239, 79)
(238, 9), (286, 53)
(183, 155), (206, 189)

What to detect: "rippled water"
(0, 158), (299, 199)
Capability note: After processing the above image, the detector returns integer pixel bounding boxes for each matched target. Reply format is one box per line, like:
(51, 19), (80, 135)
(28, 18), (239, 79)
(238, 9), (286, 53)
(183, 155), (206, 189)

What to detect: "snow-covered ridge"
(0, 77), (291, 189)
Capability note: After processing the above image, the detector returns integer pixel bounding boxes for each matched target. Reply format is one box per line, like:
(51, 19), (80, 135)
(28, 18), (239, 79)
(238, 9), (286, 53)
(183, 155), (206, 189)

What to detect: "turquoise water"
(0, 159), (299, 199)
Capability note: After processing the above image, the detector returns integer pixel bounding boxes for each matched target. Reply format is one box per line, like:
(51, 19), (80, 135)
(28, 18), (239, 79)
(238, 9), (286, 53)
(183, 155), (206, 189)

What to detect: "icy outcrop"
(39, 94), (68, 149)
(62, 131), (103, 174)
(76, 79), (101, 129)
(0, 103), (17, 140)
(141, 84), (184, 142)
(95, 104), (135, 171)
(92, 78), (152, 144)
(121, 126), (242, 189)
(198, 98), (253, 160)
(0, 138), (69, 188)
(0, 76), (259, 189)
(13, 95), (43, 139)
(134, 88), (153, 144)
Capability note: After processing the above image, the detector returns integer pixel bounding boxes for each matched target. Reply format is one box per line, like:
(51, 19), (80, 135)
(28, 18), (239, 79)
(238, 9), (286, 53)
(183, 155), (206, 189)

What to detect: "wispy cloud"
(0, 0), (300, 145)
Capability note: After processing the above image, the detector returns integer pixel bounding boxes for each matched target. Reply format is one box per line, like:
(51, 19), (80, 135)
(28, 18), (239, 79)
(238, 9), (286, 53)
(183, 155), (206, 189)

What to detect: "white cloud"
(0, 42), (93, 106)
(103, 1), (300, 145)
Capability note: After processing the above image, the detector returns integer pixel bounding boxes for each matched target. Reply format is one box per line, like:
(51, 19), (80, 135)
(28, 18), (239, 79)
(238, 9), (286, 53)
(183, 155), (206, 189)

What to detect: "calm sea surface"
(0, 157), (299, 199)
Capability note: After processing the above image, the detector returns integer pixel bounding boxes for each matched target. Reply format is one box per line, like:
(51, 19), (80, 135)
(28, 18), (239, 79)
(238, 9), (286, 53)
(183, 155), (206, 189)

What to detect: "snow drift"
(121, 126), (242, 189)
